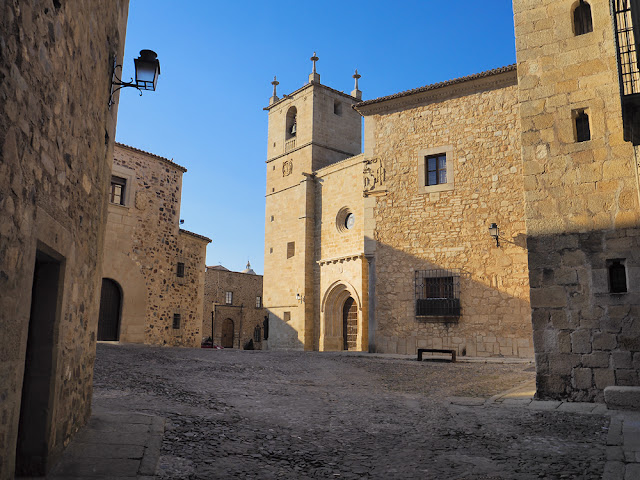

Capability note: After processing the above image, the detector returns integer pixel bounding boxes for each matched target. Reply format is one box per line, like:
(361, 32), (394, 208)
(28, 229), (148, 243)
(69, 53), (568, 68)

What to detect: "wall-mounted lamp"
(489, 223), (500, 247)
(109, 50), (161, 108)
(296, 293), (301, 302)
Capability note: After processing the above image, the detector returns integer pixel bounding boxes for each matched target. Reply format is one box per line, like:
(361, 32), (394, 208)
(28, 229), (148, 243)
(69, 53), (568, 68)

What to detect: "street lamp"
(109, 50), (161, 108)
(489, 223), (500, 247)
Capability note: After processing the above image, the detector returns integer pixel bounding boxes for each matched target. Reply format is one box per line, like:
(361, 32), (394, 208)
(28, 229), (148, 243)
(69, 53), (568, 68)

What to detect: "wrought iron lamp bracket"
(109, 57), (143, 109)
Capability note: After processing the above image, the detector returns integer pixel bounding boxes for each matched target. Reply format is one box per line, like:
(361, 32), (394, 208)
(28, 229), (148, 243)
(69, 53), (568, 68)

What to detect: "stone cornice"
(317, 253), (365, 266)
(354, 65), (517, 116)
(263, 81), (360, 111)
(266, 142), (359, 163)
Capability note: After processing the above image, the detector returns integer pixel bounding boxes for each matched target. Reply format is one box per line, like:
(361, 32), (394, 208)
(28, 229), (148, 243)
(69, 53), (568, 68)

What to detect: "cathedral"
(264, 0), (640, 402)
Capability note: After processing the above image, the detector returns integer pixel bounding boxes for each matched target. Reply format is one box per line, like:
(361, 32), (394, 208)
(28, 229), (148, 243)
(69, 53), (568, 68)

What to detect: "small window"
(254, 325), (262, 342)
(575, 110), (591, 142)
(573, 1), (593, 36)
(283, 311), (291, 322)
(287, 242), (295, 259)
(172, 313), (181, 329)
(415, 269), (461, 317)
(270, 215), (274, 222)
(177, 262), (185, 278)
(334, 100), (342, 115)
(110, 176), (126, 205)
(269, 247), (273, 254)
(426, 154), (447, 186)
(225, 291), (233, 305)
(608, 259), (628, 293)
(256, 296), (262, 308)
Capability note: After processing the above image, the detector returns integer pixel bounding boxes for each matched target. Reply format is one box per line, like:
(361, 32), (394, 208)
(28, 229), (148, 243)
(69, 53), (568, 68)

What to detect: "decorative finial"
(353, 69), (361, 90)
(246, 261), (251, 268)
(271, 76), (279, 97)
(310, 52), (319, 74)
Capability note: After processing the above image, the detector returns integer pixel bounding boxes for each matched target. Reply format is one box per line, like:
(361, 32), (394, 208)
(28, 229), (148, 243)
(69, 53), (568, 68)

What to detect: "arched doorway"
(97, 278), (122, 341)
(221, 318), (234, 348)
(343, 297), (357, 350)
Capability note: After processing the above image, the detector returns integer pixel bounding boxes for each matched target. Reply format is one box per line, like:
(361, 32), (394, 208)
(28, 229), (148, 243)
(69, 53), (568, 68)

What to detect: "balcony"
(284, 138), (296, 153)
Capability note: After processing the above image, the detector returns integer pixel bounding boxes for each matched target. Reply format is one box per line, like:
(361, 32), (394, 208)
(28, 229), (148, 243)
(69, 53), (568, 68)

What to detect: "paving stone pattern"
(93, 344), (608, 479)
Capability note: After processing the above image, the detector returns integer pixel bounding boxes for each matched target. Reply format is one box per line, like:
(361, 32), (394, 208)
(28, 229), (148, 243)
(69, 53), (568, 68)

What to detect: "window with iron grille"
(172, 313), (181, 329)
(225, 291), (233, 305)
(608, 259), (628, 293)
(177, 262), (185, 278)
(254, 325), (262, 342)
(415, 269), (461, 317)
(425, 154), (447, 186)
(575, 110), (591, 142)
(573, 1), (593, 36)
(110, 176), (126, 205)
(256, 296), (261, 308)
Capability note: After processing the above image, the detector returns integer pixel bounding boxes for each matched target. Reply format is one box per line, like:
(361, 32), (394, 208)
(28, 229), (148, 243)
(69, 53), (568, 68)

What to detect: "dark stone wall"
(0, 1), (128, 477)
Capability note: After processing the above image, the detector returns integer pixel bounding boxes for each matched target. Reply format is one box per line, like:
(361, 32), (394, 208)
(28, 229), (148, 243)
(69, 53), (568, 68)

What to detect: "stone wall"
(357, 71), (533, 358)
(514, 0), (640, 400)
(0, 1), (128, 477)
(203, 266), (265, 348)
(101, 144), (209, 348)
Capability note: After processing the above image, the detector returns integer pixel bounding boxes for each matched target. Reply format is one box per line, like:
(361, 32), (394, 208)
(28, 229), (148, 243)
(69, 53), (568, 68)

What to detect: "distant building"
(203, 262), (265, 349)
(0, 2), (129, 477)
(99, 143), (210, 347)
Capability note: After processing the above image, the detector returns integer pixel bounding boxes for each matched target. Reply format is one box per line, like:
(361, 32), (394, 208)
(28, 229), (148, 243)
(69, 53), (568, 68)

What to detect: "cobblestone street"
(92, 344), (608, 479)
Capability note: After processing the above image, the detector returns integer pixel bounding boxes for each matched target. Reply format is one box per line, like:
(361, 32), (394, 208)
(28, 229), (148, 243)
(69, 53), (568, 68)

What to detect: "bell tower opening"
(286, 106), (297, 140)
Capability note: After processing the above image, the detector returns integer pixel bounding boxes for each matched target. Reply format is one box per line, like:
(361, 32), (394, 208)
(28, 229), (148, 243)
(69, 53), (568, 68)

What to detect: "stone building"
(264, 1), (640, 400)
(0, 1), (128, 477)
(263, 59), (533, 357)
(513, 0), (640, 401)
(99, 143), (210, 347)
(203, 263), (265, 349)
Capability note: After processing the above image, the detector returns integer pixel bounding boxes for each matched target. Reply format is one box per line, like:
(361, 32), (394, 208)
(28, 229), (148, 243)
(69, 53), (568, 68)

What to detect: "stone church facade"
(0, 2), (129, 477)
(264, 1), (640, 401)
(100, 143), (210, 347)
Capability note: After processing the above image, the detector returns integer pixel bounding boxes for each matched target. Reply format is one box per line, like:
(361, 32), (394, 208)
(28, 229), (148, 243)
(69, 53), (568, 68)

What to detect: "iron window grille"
(613, 0), (640, 143)
(256, 296), (261, 308)
(415, 269), (461, 317)
(177, 262), (185, 278)
(254, 325), (262, 342)
(225, 291), (233, 305)
(426, 154), (447, 186)
(172, 313), (181, 329)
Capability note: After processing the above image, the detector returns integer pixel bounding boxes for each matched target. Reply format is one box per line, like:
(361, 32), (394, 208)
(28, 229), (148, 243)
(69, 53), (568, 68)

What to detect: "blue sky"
(115, 0), (517, 275)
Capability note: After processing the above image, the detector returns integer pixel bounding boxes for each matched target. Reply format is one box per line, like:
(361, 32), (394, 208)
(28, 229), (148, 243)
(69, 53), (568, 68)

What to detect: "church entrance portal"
(342, 297), (357, 350)
(222, 318), (234, 348)
(97, 278), (122, 341)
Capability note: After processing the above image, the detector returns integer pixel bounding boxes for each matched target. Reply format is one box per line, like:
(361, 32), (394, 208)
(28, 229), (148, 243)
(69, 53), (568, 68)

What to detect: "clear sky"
(114, 0), (518, 275)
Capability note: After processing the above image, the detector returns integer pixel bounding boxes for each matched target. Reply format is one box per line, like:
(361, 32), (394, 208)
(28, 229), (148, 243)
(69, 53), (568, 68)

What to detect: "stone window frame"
(256, 296), (262, 308)
(417, 145), (455, 194)
(176, 257), (187, 285)
(573, 108), (591, 142)
(225, 291), (233, 305)
(109, 164), (135, 208)
(573, 0), (593, 36)
(172, 309), (182, 330)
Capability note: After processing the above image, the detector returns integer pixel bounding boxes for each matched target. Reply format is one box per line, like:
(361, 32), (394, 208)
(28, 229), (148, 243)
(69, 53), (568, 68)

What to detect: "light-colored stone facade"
(263, 61), (532, 357)
(100, 144), (210, 348)
(356, 68), (533, 358)
(203, 264), (265, 349)
(0, 2), (128, 477)
(514, 0), (640, 401)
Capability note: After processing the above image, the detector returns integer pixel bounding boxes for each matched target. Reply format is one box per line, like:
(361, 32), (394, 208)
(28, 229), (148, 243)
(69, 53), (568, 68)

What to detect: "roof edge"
(115, 143), (187, 172)
(179, 228), (212, 243)
(264, 81), (360, 111)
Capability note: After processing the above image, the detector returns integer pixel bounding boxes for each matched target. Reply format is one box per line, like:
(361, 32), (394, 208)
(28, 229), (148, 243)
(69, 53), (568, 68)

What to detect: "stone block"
(571, 329), (591, 354)
(573, 367), (593, 390)
(530, 286), (567, 308)
(593, 332), (617, 351)
(612, 352), (633, 369)
(604, 386), (640, 411)
(615, 369), (639, 386)
(582, 352), (610, 368)
(548, 353), (580, 375)
(594, 369), (616, 389)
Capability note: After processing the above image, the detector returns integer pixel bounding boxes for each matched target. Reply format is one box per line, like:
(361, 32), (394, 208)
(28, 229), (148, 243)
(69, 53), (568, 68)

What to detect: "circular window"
(336, 207), (354, 233)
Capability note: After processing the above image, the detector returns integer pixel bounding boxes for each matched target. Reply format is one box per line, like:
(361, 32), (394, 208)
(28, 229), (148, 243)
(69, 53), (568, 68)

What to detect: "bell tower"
(263, 54), (362, 350)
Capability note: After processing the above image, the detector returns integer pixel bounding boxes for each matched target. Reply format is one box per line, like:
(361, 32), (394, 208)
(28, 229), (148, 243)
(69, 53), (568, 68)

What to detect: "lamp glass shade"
(134, 50), (160, 91)
(488, 223), (499, 238)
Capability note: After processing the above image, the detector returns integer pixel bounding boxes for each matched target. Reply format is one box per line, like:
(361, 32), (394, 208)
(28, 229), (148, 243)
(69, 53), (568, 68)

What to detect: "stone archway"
(320, 281), (362, 351)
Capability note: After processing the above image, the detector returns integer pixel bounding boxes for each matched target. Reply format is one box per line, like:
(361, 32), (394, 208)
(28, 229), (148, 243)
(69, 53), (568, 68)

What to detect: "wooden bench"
(417, 348), (456, 362)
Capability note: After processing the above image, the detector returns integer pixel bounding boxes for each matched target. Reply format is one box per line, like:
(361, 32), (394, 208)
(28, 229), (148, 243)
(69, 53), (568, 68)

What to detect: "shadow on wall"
(264, 311), (304, 351)
(371, 239), (533, 359)
(526, 229), (640, 402)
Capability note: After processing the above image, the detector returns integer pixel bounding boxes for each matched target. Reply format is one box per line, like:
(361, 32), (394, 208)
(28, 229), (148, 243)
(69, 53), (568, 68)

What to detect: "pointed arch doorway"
(97, 278), (122, 341)
(320, 281), (364, 351)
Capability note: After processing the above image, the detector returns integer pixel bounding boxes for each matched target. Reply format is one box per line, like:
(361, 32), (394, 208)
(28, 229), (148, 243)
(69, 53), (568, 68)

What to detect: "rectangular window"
(426, 154), (447, 186)
(256, 296), (261, 308)
(608, 259), (628, 293)
(415, 269), (461, 317)
(574, 110), (591, 142)
(283, 311), (291, 322)
(225, 291), (233, 305)
(110, 176), (126, 205)
(172, 313), (181, 329)
(287, 242), (295, 259)
(177, 262), (185, 278)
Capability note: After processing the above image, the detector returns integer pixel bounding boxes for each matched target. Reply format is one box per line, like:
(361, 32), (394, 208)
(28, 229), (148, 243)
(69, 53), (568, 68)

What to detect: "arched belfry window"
(573, 1), (593, 36)
(286, 106), (297, 140)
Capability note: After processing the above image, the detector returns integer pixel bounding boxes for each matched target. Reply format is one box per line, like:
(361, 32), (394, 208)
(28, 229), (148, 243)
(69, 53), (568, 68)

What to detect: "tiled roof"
(354, 64), (517, 108)
(179, 229), (212, 243)
(115, 142), (187, 172)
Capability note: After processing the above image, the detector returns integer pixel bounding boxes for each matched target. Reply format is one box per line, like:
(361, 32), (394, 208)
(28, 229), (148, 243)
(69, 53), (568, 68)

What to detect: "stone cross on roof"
(269, 76), (279, 105)
(309, 52), (320, 84)
(352, 69), (362, 100)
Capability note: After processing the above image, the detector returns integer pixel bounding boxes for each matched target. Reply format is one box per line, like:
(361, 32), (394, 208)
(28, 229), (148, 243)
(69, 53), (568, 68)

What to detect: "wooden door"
(342, 297), (357, 350)
(221, 318), (234, 348)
